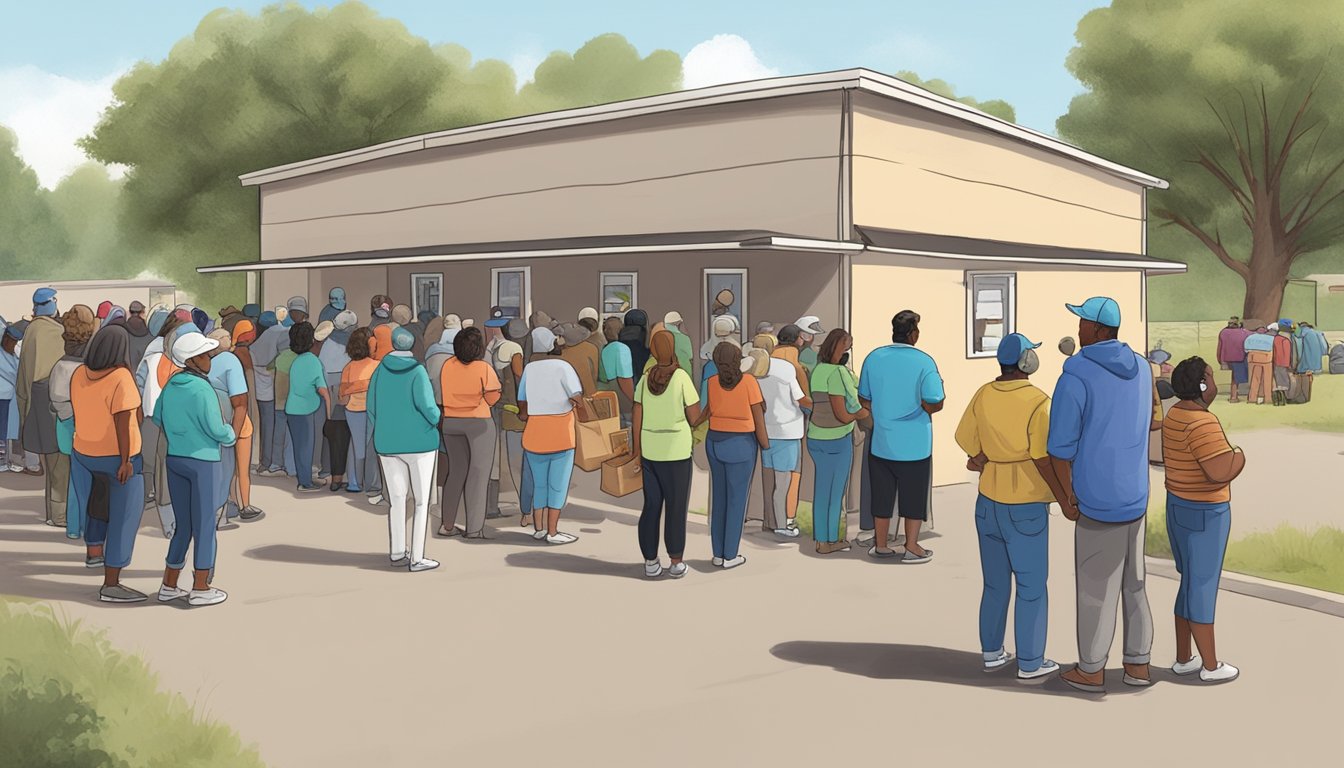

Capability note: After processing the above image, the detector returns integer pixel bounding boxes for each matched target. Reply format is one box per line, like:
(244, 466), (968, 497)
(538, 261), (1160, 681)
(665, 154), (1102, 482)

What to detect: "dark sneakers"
(99, 584), (148, 603)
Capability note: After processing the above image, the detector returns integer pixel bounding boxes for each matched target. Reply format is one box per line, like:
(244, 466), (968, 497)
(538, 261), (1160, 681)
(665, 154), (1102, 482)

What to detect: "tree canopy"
(1058, 0), (1344, 323)
(0, 126), (68, 278)
(897, 71), (1016, 123)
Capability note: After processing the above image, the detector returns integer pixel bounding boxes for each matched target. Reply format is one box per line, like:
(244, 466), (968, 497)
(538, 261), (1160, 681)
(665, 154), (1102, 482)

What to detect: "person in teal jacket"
(367, 326), (440, 572)
(154, 331), (236, 607)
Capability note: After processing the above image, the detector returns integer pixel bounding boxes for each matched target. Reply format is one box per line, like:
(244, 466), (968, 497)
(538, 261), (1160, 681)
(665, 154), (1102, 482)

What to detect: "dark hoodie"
(618, 309), (651, 383)
(124, 315), (153, 372)
(1046, 339), (1153, 523)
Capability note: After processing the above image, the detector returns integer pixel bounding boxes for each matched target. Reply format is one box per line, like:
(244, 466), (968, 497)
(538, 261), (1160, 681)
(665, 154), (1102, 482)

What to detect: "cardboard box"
(574, 417), (623, 472)
(577, 391), (618, 423)
(601, 449), (642, 498)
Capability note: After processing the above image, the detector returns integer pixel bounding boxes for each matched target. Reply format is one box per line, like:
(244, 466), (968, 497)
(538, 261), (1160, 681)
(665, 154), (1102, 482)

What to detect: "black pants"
(868, 454), (931, 522)
(323, 418), (351, 477)
(639, 457), (692, 560)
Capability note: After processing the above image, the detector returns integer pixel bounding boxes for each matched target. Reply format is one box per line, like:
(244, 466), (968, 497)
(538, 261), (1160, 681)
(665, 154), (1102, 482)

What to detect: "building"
(0, 279), (177, 320)
(206, 68), (1181, 486)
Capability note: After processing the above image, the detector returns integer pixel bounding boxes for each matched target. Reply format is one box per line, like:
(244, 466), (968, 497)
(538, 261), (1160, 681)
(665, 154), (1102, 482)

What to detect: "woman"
(367, 327), (440, 572)
(0, 320), (21, 472)
(495, 319), (529, 525)
(340, 328), (378, 495)
(438, 327), (502, 538)
(154, 331), (236, 607)
(230, 319), (260, 507)
(807, 329), (869, 554)
(1163, 356), (1245, 683)
(632, 330), (701, 578)
(205, 329), (260, 522)
(599, 315), (634, 426)
(319, 312), (355, 493)
(48, 305), (97, 542)
(518, 327), (584, 545)
(617, 309), (651, 385)
(756, 331), (810, 539)
(691, 342), (768, 569)
(284, 321), (330, 492)
(68, 325), (147, 603)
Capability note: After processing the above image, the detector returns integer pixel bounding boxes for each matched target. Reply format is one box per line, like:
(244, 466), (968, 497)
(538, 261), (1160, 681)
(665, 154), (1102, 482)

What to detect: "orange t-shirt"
(523, 411), (576, 454)
(707, 374), (763, 433)
(370, 325), (393, 361)
(157, 354), (180, 388)
(71, 367), (143, 458)
(440, 358), (502, 419)
(1162, 406), (1234, 503)
(340, 358), (378, 412)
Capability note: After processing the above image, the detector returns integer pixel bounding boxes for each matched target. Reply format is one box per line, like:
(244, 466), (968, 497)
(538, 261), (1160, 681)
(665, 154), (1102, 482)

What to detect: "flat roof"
(238, 68), (1169, 191)
(0, 279), (175, 289)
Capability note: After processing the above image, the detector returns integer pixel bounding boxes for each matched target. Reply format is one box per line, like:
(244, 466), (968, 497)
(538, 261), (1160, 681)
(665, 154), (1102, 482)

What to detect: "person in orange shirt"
(339, 328), (378, 495)
(518, 327), (585, 545)
(691, 342), (769, 569)
(1162, 356), (1245, 684)
(368, 296), (394, 361)
(438, 327), (502, 538)
(69, 325), (147, 604)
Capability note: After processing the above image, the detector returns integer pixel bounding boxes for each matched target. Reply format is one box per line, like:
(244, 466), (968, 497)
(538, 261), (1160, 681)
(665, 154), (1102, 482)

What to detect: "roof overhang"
(237, 68), (1169, 191)
(855, 226), (1187, 274)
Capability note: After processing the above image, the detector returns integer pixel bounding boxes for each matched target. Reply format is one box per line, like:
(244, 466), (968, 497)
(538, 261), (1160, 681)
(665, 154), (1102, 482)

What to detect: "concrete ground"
(1, 458), (1341, 767)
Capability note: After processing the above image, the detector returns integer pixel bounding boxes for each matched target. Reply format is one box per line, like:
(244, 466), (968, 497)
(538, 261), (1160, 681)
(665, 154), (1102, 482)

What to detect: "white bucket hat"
(171, 331), (219, 367)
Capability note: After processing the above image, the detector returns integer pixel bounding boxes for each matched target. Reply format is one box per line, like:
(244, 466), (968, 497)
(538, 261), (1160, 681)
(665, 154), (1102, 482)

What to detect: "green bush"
(0, 600), (265, 767)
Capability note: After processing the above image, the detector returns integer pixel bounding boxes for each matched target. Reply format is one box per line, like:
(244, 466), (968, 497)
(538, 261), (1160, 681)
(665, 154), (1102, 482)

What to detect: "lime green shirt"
(807, 362), (859, 440)
(634, 368), (699, 461)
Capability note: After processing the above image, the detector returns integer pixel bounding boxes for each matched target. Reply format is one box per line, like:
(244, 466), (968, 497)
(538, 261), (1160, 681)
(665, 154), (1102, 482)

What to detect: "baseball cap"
(243, 303), (262, 319)
(578, 307), (600, 324)
(1065, 296), (1122, 328)
(391, 327), (416, 351)
(560, 322), (590, 346)
(485, 306), (510, 328)
(96, 300), (113, 319)
(795, 315), (824, 337)
(171, 331), (219, 367)
(129, 300), (146, 313)
(996, 333), (1042, 366)
(33, 288), (58, 316)
(664, 311), (684, 326)
(287, 296), (308, 315)
(313, 320), (334, 342)
(712, 315), (738, 337)
(1267, 322), (1280, 332)
(442, 313), (463, 331)
(334, 310), (358, 331)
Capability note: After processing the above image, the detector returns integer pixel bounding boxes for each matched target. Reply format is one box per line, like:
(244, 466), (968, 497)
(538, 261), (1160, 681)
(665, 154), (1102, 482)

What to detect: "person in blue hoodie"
(1048, 296), (1160, 694)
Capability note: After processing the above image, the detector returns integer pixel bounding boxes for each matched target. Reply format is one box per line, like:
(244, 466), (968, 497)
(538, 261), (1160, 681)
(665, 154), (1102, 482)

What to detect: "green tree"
(897, 71), (1016, 123)
(519, 33), (681, 114)
(47, 163), (128, 279)
(0, 125), (68, 278)
(1058, 0), (1344, 323)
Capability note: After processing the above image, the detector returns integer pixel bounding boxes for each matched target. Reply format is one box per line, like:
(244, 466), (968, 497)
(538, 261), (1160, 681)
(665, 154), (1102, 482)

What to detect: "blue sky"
(0, 0), (1106, 186)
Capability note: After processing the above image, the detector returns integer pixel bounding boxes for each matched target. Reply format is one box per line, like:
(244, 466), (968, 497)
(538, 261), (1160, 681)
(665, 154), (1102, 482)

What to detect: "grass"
(1146, 496), (1344, 595)
(0, 598), (266, 767)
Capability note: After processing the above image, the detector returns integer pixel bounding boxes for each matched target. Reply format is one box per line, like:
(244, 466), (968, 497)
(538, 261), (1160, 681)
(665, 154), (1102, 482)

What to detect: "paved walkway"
(0, 468), (1339, 767)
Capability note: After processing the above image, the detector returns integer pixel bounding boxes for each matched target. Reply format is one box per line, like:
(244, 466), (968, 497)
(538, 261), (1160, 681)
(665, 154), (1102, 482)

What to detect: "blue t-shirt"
(207, 351), (248, 416)
(1242, 333), (1274, 353)
(858, 344), (945, 461)
(600, 341), (633, 382)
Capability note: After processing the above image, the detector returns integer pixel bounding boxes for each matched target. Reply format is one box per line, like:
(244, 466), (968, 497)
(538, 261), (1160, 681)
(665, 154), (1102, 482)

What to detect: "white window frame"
(491, 266), (532, 321)
(703, 268), (748, 344)
(965, 271), (1016, 359)
(598, 271), (639, 319)
(410, 273), (443, 318)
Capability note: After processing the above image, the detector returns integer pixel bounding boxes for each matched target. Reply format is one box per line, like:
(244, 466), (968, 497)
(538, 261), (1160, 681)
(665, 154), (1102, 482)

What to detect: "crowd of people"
(0, 287), (1249, 691)
(1215, 315), (1331, 405)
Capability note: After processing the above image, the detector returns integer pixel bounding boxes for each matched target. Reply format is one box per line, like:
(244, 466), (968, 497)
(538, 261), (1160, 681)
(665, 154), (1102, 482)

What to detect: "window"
(491, 266), (531, 321)
(966, 272), (1015, 358)
(703, 268), (747, 345)
(599, 272), (638, 318)
(411, 273), (443, 318)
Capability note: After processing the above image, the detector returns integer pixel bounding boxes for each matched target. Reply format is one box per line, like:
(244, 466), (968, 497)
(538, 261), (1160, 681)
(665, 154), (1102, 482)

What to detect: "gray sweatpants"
(440, 417), (497, 535)
(1075, 515), (1153, 674)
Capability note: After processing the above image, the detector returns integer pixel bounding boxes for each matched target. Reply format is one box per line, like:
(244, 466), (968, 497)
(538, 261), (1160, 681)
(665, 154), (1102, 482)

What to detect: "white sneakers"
(773, 528), (800, 539)
(1172, 656), (1203, 676)
(545, 532), (578, 545)
(667, 562), (688, 579)
(720, 555), (747, 569)
(188, 587), (228, 607)
(409, 558), (440, 572)
(983, 649), (1013, 671)
(644, 560), (663, 578)
(532, 529), (548, 540)
(390, 552), (410, 567)
(157, 584), (189, 602)
(1173, 657), (1240, 683)
(1018, 660), (1060, 680)
(712, 557), (724, 566)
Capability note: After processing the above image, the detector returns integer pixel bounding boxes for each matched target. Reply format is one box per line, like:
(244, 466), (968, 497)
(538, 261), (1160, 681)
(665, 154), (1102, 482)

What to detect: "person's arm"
(510, 352), (524, 380)
(483, 366), (502, 407)
(1150, 378), (1164, 432)
(229, 393), (247, 435)
(201, 388), (237, 447)
(617, 376), (634, 402)
(114, 410), (134, 483)
(953, 391), (982, 467)
(318, 387), (331, 418)
(920, 364), (946, 415)
(1046, 375), (1084, 521)
(829, 394), (868, 425)
(750, 402), (769, 449)
(517, 401), (529, 422)
(629, 403), (644, 462)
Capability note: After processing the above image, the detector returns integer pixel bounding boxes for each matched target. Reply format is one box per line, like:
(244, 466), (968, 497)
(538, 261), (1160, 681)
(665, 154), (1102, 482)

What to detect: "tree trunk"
(1240, 218), (1292, 325)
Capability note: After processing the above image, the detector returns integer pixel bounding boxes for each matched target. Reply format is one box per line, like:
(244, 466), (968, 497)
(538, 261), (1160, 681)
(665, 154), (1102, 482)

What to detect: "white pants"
(379, 451), (436, 563)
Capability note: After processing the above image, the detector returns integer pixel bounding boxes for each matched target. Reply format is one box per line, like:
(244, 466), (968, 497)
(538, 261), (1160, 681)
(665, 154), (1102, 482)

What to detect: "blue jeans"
(525, 449), (574, 510)
(975, 494), (1049, 673)
(166, 456), (220, 571)
(71, 452), (144, 569)
(1166, 493), (1231, 624)
(706, 431), (758, 560)
(215, 441), (234, 514)
(271, 409), (296, 475)
(256, 399), (275, 470)
(807, 436), (853, 543)
(345, 411), (368, 492)
(57, 418), (85, 539)
(288, 409), (318, 488)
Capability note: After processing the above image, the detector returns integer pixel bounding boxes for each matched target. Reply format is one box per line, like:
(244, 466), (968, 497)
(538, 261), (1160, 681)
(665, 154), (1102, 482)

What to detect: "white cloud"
(509, 52), (544, 89)
(0, 65), (127, 188)
(683, 34), (780, 90)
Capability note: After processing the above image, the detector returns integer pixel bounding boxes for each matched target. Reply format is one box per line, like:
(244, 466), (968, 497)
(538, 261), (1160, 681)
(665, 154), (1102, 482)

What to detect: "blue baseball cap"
(4, 319), (27, 341)
(484, 305), (510, 328)
(32, 287), (58, 316)
(995, 333), (1041, 366)
(391, 326), (416, 351)
(1066, 296), (1122, 328)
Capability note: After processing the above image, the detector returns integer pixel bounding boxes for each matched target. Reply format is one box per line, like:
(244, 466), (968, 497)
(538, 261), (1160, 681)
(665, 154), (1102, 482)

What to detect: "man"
(318, 288), (346, 325)
(578, 307), (605, 352)
(1048, 296), (1157, 694)
(1270, 320), (1293, 407)
(1295, 322), (1327, 404)
(1, 320), (26, 473)
(662, 311), (693, 375)
(368, 295), (394, 360)
(759, 333), (811, 538)
(794, 315), (825, 373)
(956, 333), (1068, 681)
(219, 305), (247, 335)
(18, 288), (70, 523)
(124, 301), (155, 374)
(252, 298), (307, 474)
(769, 324), (813, 531)
(1242, 326), (1274, 405)
(857, 309), (944, 563)
(1215, 316), (1251, 402)
(558, 323), (601, 395)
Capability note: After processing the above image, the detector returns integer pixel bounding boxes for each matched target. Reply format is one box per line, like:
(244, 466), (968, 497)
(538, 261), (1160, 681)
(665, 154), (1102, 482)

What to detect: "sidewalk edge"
(1146, 556), (1344, 619)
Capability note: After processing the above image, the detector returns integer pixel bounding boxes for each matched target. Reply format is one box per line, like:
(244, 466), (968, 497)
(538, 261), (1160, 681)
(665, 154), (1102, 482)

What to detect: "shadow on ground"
(770, 641), (1160, 697)
(504, 550), (645, 580)
(243, 544), (399, 571)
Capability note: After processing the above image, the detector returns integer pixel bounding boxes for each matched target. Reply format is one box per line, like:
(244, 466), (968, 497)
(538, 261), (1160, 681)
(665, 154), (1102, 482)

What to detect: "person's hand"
(116, 460), (133, 485)
(1060, 497), (1081, 521)
(856, 407), (871, 420)
(965, 453), (988, 472)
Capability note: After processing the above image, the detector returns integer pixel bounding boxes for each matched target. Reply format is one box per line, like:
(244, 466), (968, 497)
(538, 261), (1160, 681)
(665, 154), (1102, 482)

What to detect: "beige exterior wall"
(259, 269), (312, 317)
(849, 254), (1146, 487)
(849, 92), (1145, 254)
(258, 92), (845, 261)
(0, 280), (176, 317)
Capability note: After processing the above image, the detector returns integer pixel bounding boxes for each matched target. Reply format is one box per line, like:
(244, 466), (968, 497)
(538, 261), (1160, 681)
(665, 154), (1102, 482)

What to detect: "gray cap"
(560, 322), (591, 346)
(287, 296), (308, 314)
(334, 310), (358, 331)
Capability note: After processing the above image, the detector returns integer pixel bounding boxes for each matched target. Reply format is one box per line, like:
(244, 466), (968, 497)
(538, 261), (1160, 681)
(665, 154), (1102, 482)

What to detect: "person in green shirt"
(796, 315), (826, 373)
(283, 322), (329, 492)
(630, 330), (701, 579)
(662, 311), (694, 376)
(806, 328), (869, 554)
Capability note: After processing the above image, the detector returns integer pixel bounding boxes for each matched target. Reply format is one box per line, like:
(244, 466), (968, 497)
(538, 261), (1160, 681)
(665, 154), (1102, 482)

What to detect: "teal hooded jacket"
(153, 370), (237, 461)
(367, 352), (440, 455)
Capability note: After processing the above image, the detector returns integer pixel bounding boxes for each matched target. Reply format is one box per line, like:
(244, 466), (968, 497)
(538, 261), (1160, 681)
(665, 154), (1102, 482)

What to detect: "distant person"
(319, 287), (346, 325)
(517, 327), (585, 545)
(495, 318), (529, 525)
(758, 329), (811, 539)
(578, 307), (605, 352)
(367, 327), (440, 572)
(794, 315), (825, 373)
(369, 295), (394, 360)
(205, 330), (260, 521)
(124, 301), (154, 372)
(320, 311), (356, 493)
(136, 311), (185, 530)
(155, 331), (236, 607)
(858, 310), (944, 562)
(956, 333), (1068, 681)
(437, 327), (502, 539)
(1049, 296), (1156, 694)
(1242, 326), (1274, 405)
(558, 323), (600, 395)
(807, 329), (867, 555)
(48, 306), (97, 541)
(1215, 316), (1251, 403)
(662, 311), (693, 374)
(249, 310), (281, 473)
(1162, 356), (1244, 684)
(600, 316), (635, 426)
(19, 287), (69, 525)
(284, 321), (330, 493)
(0, 319), (22, 472)
(339, 328), (377, 495)
(618, 309), (652, 385)
(1269, 321), (1293, 406)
